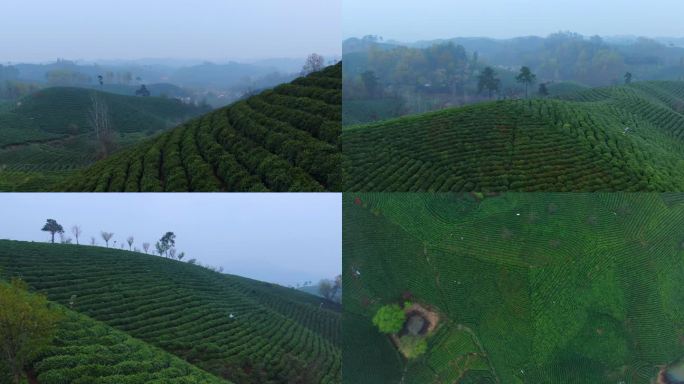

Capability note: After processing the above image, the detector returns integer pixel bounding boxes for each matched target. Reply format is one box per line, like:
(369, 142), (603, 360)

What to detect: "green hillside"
(0, 88), (208, 191)
(343, 81), (684, 192)
(343, 193), (684, 383)
(57, 63), (342, 192)
(0, 240), (340, 384)
(0, 292), (228, 384)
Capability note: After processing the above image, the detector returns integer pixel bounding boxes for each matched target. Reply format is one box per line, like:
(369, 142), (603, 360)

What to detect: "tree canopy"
(0, 278), (62, 384)
(478, 67), (501, 99)
(41, 219), (64, 244)
(516, 66), (537, 98)
(372, 304), (406, 334)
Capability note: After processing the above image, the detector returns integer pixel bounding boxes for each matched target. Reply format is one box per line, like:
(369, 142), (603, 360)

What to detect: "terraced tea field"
(342, 81), (684, 192)
(343, 193), (684, 383)
(18, 302), (228, 384)
(59, 63), (342, 192)
(0, 240), (341, 384)
(0, 87), (208, 191)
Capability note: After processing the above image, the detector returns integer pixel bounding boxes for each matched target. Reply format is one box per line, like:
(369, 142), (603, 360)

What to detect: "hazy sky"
(344, 0), (684, 41)
(1, 0), (341, 62)
(0, 193), (341, 287)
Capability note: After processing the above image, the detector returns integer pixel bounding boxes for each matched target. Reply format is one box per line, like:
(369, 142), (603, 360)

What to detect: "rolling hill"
(343, 193), (684, 384)
(343, 81), (684, 192)
(0, 240), (341, 384)
(0, 88), (209, 191)
(57, 63), (342, 192)
(0, 291), (228, 384)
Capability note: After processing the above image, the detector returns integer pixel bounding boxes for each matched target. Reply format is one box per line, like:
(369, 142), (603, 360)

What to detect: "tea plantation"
(343, 81), (684, 192)
(0, 240), (340, 384)
(9, 302), (230, 384)
(0, 87), (208, 191)
(343, 193), (684, 383)
(58, 63), (342, 192)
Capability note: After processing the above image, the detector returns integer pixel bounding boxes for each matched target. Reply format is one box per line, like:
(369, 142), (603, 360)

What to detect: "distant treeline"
(343, 32), (684, 124)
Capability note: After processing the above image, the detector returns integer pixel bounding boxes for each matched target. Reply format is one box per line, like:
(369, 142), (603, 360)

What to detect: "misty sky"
(1, 0), (341, 63)
(0, 193), (341, 287)
(344, 0), (684, 41)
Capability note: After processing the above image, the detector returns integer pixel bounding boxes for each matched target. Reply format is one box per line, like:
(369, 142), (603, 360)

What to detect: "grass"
(57, 63), (342, 192)
(0, 240), (340, 384)
(343, 193), (684, 383)
(342, 81), (684, 191)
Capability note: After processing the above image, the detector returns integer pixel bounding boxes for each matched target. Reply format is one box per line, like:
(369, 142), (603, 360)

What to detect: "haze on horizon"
(344, 0), (684, 42)
(1, 0), (341, 63)
(0, 193), (341, 287)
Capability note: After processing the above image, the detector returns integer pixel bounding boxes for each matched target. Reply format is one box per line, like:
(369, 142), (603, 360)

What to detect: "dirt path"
(456, 323), (501, 384)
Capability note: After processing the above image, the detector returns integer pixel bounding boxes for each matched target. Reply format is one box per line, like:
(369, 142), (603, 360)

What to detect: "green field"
(0, 297), (228, 384)
(0, 240), (340, 384)
(342, 81), (684, 192)
(343, 193), (684, 383)
(57, 63), (342, 192)
(0, 88), (208, 191)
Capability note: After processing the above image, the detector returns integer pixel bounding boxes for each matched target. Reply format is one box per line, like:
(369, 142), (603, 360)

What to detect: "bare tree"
(301, 53), (325, 75)
(126, 236), (134, 251)
(101, 232), (114, 248)
(89, 93), (113, 158)
(168, 248), (176, 260)
(177, 252), (185, 261)
(90, 237), (96, 246)
(71, 225), (82, 245)
(142, 242), (150, 254)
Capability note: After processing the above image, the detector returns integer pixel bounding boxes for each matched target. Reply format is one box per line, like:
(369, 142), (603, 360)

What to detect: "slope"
(0, 284), (228, 384)
(343, 193), (684, 383)
(0, 88), (209, 191)
(342, 81), (684, 192)
(0, 240), (341, 384)
(58, 63), (342, 192)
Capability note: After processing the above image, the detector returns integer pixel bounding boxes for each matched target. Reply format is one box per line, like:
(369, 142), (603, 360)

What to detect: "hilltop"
(0, 87), (209, 191)
(57, 63), (342, 192)
(0, 240), (341, 384)
(343, 193), (684, 383)
(343, 80), (684, 191)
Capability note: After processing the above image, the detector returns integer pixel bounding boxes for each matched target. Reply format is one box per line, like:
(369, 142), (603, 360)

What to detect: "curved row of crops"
(60, 64), (342, 192)
(343, 193), (684, 383)
(31, 305), (229, 384)
(0, 240), (341, 384)
(342, 81), (684, 192)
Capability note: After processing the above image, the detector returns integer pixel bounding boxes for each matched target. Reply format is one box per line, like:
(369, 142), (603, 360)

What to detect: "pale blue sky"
(344, 0), (684, 41)
(1, 0), (341, 62)
(0, 193), (341, 286)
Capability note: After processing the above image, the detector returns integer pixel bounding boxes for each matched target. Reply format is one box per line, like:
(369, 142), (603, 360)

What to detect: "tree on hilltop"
(41, 219), (64, 244)
(624, 72), (633, 84)
(71, 225), (82, 245)
(157, 232), (176, 257)
(126, 236), (134, 251)
(101, 232), (114, 248)
(301, 53), (325, 75)
(516, 66), (537, 98)
(478, 67), (500, 99)
(142, 242), (150, 254)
